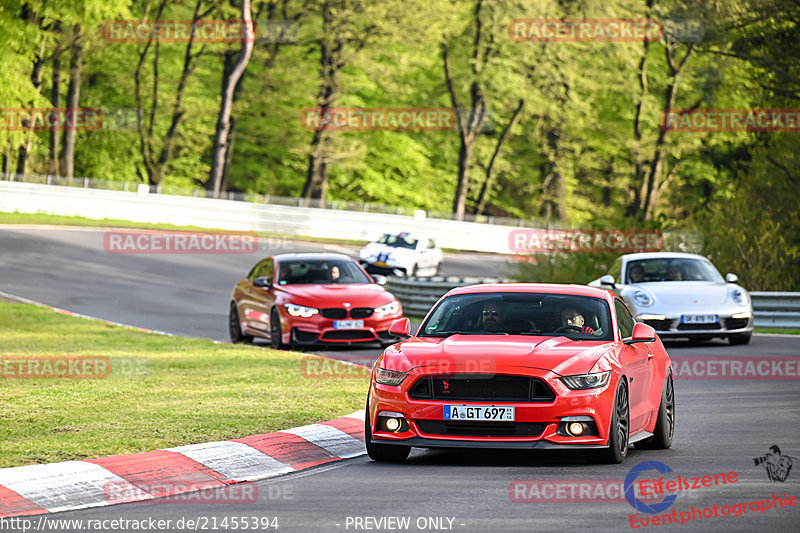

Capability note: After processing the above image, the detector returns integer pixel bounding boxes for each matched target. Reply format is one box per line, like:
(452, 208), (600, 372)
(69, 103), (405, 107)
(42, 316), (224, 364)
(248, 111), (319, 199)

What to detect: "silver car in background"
(588, 252), (753, 344)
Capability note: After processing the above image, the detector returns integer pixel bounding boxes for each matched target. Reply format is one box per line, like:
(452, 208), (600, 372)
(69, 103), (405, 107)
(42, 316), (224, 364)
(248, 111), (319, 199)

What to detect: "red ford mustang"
(366, 283), (674, 464)
(229, 253), (402, 348)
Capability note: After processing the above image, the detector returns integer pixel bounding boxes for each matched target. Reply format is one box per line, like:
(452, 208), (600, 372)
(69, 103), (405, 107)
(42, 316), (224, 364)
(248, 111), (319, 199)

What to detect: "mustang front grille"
(408, 375), (555, 403)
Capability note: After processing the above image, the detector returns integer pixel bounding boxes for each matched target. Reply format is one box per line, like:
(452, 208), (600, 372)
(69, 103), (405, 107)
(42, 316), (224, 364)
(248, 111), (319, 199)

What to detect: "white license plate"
(443, 405), (515, 422)
(334, 320), (364, 330)
(681, 314), (718, 324)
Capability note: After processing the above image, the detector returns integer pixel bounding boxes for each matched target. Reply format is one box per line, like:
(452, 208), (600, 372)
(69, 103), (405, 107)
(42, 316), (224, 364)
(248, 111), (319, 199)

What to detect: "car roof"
(446, 283), (613, 300)
(274, 252), (354, 262)
(621, 252), (708, 261)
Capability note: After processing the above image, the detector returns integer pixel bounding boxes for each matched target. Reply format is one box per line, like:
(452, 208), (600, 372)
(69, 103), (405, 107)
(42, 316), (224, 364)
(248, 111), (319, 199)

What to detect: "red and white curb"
(0, 411), (366, 517)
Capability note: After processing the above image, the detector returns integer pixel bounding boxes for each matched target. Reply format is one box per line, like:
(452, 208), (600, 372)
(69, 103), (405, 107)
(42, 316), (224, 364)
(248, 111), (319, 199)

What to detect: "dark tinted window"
(419, 292), (613, 341)
(614, 299), (635, 339)
(627, 257), (723, 283)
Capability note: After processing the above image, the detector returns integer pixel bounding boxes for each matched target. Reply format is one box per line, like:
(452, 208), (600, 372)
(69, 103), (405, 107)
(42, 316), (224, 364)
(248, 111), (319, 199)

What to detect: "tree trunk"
(17, 38), (47, 176)
(209, 0), (253, 198)
(476, 98), (524, 214)
(61, 23), (82, 182)
(2, 143), (12, 180)
(540, 128), (567, 221)
(302, 0), (342, 204)
(48, 24), (62, 177)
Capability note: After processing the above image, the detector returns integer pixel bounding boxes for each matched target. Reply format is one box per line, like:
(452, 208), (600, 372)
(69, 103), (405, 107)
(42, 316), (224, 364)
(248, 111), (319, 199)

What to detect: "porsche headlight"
(284, 303), (319, 318)
(731, 288), (749, 306)
(374, 367), (407, 386)
(375, 300), (401, 317)
(560, 371), (611, 390)
(633, 290), (653, 307)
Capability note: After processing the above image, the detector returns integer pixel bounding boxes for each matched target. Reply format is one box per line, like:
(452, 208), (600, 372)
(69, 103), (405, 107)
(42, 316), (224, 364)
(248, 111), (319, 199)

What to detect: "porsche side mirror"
(726, 273), (739, 284)
(253, 276), (272, 288)
(624, 322), (657, 345)
(389, 317), (411, 339)
(372, 274), (387, 286)
(600, 274), (616, 288)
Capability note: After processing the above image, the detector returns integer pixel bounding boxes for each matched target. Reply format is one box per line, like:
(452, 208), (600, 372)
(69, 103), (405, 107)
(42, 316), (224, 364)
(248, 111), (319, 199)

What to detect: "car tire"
(269, 308), (284, 350)
(635, 374), (674, 450)
(729, 333), (751, 345)
(229, 302), (253, 344)
(365, 398), (411, 462)
(590, 380), (629, 464)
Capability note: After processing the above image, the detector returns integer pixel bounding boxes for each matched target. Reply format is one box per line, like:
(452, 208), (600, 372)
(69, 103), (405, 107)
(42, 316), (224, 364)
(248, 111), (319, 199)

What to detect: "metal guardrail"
(751, 292), (800, 329)
(386, 276), (506, 318)
(386, 280), (800, 330)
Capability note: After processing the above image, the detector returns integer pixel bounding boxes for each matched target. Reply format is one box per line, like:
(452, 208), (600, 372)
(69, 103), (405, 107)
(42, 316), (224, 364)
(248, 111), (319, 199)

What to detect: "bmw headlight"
(560, 371), (611, 390)
(731, 288), (749, 306)
(284, 303), (319, 318)
(633, 290), (653, 307)
(375, 300), (401, 317)
(374, 367), (407, 386)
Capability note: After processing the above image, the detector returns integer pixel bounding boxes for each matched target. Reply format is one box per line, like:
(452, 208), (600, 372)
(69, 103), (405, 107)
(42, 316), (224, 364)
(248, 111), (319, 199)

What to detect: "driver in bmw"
(561, 306), (595, 335)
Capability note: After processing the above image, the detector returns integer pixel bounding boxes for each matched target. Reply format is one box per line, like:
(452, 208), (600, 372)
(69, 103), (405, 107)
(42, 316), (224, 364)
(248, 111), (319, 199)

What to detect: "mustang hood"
(281, 284), (393, 307)
(383, 335), (615, 377)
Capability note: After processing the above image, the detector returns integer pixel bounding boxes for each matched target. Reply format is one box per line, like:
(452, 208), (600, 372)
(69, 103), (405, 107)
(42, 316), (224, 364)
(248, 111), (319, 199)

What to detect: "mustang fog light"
(377, 411), (408, 433)
(568, 422), (584, 436)
(556, 416), (599, 437)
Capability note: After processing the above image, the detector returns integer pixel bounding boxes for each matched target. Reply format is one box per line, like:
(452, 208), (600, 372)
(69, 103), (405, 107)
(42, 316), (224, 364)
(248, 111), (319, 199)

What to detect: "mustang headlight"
(284, 303), (319, 318)
(374, 367), (408, 386)
(731, 288), (749, 306)
(375, 300), (401, 317)
(633, 290), (653, 307)
(560, 371), (611, 390)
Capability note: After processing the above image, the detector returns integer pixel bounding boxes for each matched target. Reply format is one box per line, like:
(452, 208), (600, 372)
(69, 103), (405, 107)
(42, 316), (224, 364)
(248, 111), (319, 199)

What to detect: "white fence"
(0, 181), (517, 253)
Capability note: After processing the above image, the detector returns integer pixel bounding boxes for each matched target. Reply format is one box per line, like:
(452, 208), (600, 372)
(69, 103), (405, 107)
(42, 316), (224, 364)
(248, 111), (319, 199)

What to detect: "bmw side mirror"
(726, 273), (739, 284)
(600, 274), (616, 288)
(253, 276), (272, 288)
(389, 317), (411, 339)
(372, 274), (387, 286)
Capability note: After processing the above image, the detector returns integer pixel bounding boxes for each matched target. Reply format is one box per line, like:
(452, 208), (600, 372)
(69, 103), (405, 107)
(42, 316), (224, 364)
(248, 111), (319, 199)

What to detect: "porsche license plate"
(334, 320), (364, 330)
(443, 405), (514, 422)
(374, 261), (389, 268)
(681, 314), (718, 324)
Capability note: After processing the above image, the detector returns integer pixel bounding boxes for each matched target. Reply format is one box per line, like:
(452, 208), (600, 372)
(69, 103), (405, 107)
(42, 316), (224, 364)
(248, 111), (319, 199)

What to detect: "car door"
(243, 258), (275, 333)
(615, 298), (654, 433)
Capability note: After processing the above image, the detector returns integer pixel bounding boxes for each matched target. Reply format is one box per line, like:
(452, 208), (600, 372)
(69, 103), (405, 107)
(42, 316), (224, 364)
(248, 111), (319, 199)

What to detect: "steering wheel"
(554, 325), (582, 334)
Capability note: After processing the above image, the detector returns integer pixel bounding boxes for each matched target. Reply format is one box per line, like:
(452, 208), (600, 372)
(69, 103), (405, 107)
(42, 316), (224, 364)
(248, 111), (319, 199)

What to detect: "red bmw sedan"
(366, 283), (674, 464)
(229, 253), (402, 348)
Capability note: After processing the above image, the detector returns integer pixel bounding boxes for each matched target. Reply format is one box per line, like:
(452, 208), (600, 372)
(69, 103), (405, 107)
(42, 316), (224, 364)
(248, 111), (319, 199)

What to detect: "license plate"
(443, 405), (515, 422)
(681, 314), (718, 324)
(334, 320), (364, 330)
(374, 261), (389, 268)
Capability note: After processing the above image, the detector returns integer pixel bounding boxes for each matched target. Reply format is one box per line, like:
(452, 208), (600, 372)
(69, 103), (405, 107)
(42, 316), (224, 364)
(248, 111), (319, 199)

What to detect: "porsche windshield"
(277, 260), (371, 285)
(419, 292), (613, 341)
(626, 258), (723, 283)
(377, 234), (418, 249)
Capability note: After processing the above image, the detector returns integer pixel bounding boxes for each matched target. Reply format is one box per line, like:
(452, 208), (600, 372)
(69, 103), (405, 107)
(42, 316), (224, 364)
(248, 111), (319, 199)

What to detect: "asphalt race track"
(1, 226), (799, 532)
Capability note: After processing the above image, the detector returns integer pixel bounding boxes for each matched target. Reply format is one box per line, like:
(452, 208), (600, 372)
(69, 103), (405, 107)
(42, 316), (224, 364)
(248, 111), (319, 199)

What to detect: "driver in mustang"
(561, 306), (595, 335)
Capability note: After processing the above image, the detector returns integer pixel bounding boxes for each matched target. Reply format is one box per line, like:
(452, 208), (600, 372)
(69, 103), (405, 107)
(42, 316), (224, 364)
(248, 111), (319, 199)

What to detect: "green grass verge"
(0, 211), (368, 247)
(754, 327), (800, 335)
(0, 302), (369, 468)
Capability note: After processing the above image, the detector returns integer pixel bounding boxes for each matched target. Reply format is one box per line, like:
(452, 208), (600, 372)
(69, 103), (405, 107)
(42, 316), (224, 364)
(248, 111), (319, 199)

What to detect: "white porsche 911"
(588, 252), (753, 344)
(359, 231), (443, 277)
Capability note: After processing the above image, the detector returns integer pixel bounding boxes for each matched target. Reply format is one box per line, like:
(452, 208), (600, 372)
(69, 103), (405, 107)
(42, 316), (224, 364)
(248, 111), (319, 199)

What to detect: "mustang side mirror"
(600, 274), (616, 288)
(389, 317), (411, 339)
(725, 273), (739, 284)
(253, 276), (272, 288)
(624, 322), (657, 345)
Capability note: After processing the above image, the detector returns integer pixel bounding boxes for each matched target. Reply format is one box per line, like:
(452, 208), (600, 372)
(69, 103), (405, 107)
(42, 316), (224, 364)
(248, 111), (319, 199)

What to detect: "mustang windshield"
(419, 292), (613, 341)
(277, 260), (371, 285)
(626, 258), (723, 283)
